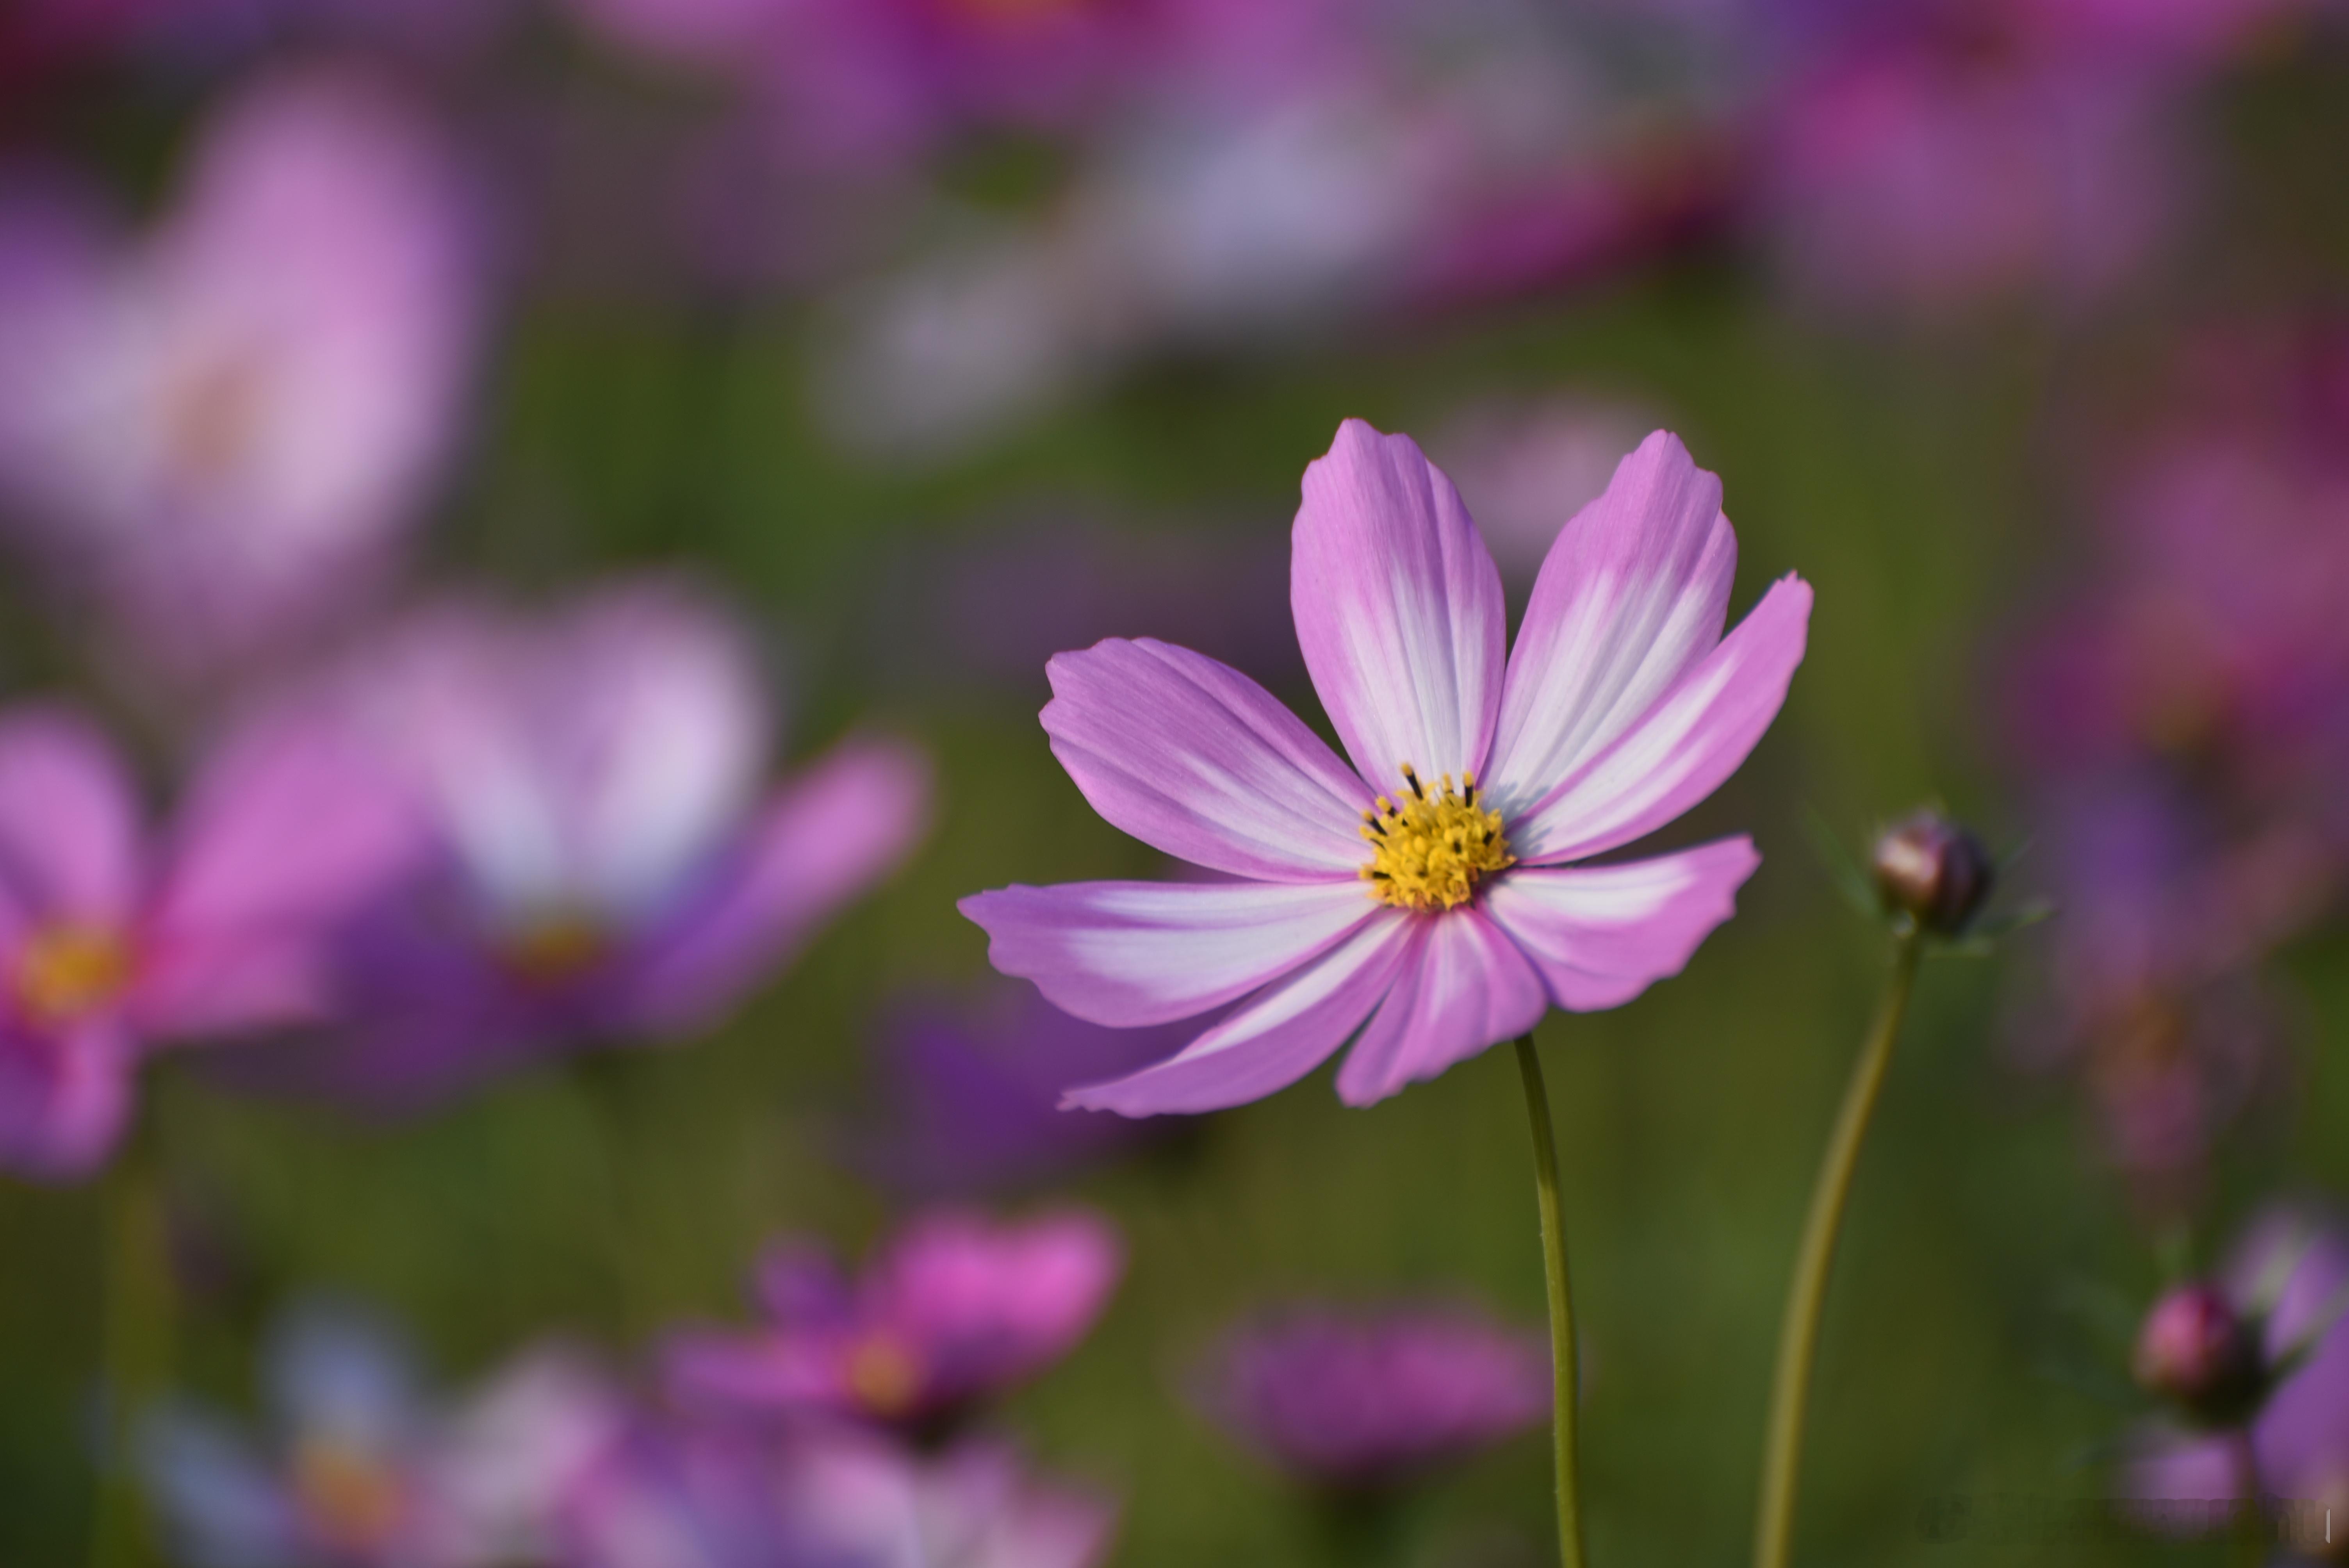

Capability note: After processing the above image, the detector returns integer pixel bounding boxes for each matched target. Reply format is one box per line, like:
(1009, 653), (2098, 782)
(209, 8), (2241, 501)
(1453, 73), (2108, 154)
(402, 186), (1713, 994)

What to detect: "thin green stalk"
(1514, 1034), (1586, 1568)
(2231, 1429), (2266, 1568)
(1752, 931), (1923, 1568)
(88, 1131), (172, 1568)
(573, 1051), (652, 1341)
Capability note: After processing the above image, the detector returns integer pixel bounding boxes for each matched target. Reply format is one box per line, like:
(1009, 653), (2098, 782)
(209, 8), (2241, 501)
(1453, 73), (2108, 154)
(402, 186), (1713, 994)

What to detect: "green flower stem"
(574, 1051), (653, 1340)
(2232, 1429), (2266, 1568)
(1752, 929), (1923, 1568)
(89, 1129), (173, 1568)
(1514, 1034), (1586, 1568)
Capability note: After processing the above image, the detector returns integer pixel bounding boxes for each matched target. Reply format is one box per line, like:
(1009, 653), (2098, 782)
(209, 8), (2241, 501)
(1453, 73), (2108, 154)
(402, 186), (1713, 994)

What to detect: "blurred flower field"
(3, 1), (2349, 1564)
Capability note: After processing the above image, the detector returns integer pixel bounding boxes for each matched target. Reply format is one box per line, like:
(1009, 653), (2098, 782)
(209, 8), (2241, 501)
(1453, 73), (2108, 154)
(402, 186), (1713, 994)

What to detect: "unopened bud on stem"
(1871, 812), (1993, 936)
(2132, 1283), (2267, 1428)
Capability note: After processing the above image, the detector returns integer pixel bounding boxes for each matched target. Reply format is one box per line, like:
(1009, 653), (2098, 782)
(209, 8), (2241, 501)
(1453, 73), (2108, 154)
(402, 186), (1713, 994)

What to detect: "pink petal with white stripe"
(960, 879), (1374, 1028)
(1292, 420), (1506, 789)
(1044, 638), (1372, 880)
(1333, 907), (1548, 1107)
(1063, 912), (1414, 1116)
(1486, 431), (1735, 818)
(1483, 838), (1759, 1011)
(626, 735), (932, 1034)
(1510, 575), (1811, 864)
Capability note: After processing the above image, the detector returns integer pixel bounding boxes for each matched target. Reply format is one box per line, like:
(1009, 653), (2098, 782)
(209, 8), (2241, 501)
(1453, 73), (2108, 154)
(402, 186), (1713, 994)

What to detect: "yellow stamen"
(845, 1334), (925, 1418)
(497, 911), (608, 987)
(1358, 765), (1513, 911)
(290, 1436), (406, 1552)
(15, 926), (129, 1024)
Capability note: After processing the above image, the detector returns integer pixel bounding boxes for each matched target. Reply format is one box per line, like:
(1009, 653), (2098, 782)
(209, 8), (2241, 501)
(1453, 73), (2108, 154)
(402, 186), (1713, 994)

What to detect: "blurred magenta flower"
(962, 420), (1809, 1114)
(0, 66), (479, 677)
(844, 984), (1197, 1198)
(2006, 331), (2349, 811)
(665, 1208), (1122, 1435)
(565, 1423), (1115, 1568)
(2011, 780), (2288, 1209)
(1761, 29), (2180, 313)
(2000, 0), (2326, 64)
(2123, 1209), (2349, 1536)
(1195, 1301), (1551, 1492)
(139, 1302), (624, 1568)
(224, 582), (932, 1107)
(566, 0), (1349, 173)
(0, 702), (416, 1180)
(817, 67), (1723, 458)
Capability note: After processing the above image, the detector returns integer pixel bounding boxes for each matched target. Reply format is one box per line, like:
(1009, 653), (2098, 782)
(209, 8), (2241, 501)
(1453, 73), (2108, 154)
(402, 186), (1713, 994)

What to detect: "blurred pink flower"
(0, 702), (417, 1181)
(1998, 0), (2327, 64)
(1195, 1300), (1551, 1491)
(139, 1302), (626, 1568)
(220, 581), (932, 1108)
(2005, 334), (2349, 818)
(566, 0), (1351, 172)
(0, 67), (480, 677)
(2123, 1208), (2349, 1540)
(665, 1208), (1122, 1436)
(1761, 32), (2183, 313)
(564, 1423), (1114, 1568)
(962, 421), (1807, 1115)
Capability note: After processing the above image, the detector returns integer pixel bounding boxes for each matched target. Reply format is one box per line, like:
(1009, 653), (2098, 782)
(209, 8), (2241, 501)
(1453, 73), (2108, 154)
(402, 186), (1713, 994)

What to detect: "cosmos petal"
(960, 878), (1375, 1028)
(0, 707), (142, 930)
(1510, 576), (1811, 864)
(1063, 911), (1414, 1116)
(1485, 431), (1735, 818)
(1043, 637), (1371, 880)
(626, 736), (933, 1034)
(1292, 419), (1506, 792)
(0, 1016), (134, 1183)
(1482, 838), (1759, 1011)
(1333, 908), (1547, 1106)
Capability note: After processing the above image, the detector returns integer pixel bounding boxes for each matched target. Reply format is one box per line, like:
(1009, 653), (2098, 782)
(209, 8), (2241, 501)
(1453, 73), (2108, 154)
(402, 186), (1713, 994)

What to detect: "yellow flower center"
(497, 911), (609, 987)
(291, 1436), (406, 1553)
(845, 1333), (925, 1418)
(15, 926), (130, 1025)
(1358, 765), (1514, 912)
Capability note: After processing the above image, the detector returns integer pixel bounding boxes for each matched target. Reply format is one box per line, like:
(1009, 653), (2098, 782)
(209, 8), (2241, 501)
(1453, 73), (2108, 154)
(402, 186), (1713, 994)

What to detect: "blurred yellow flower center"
(846, 1334), (924, 1417)
(1358, 766), (1513, 911)
(167, 350), (269, 483)
(291, 1437), (406, 1552)
(15, 926), (129, 1024)
(498, 911), (608, 986)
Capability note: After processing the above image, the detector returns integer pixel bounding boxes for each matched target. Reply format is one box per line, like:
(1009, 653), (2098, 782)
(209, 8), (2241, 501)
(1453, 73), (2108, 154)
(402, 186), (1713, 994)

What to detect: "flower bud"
(1871, 812), (1994, 935)
(2132, 1283), (2266, 1427)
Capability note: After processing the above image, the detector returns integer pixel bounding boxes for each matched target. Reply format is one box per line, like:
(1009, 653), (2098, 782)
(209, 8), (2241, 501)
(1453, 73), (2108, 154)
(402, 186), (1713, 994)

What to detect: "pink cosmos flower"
(139, 1303), (626, 1568)
(0, 66), (478, 677)
(665, 1209), (1122, 1436)
(2122, 1208), (2349, 1540)
(0, 702), (417, 1181)
(565, 0), (1350, 175)
(218, 582), (932, 1108)
(961, 421), (1810, 1114)
(1761, 34), (2181, 314)
(1195, 1301), (1551, 1492)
